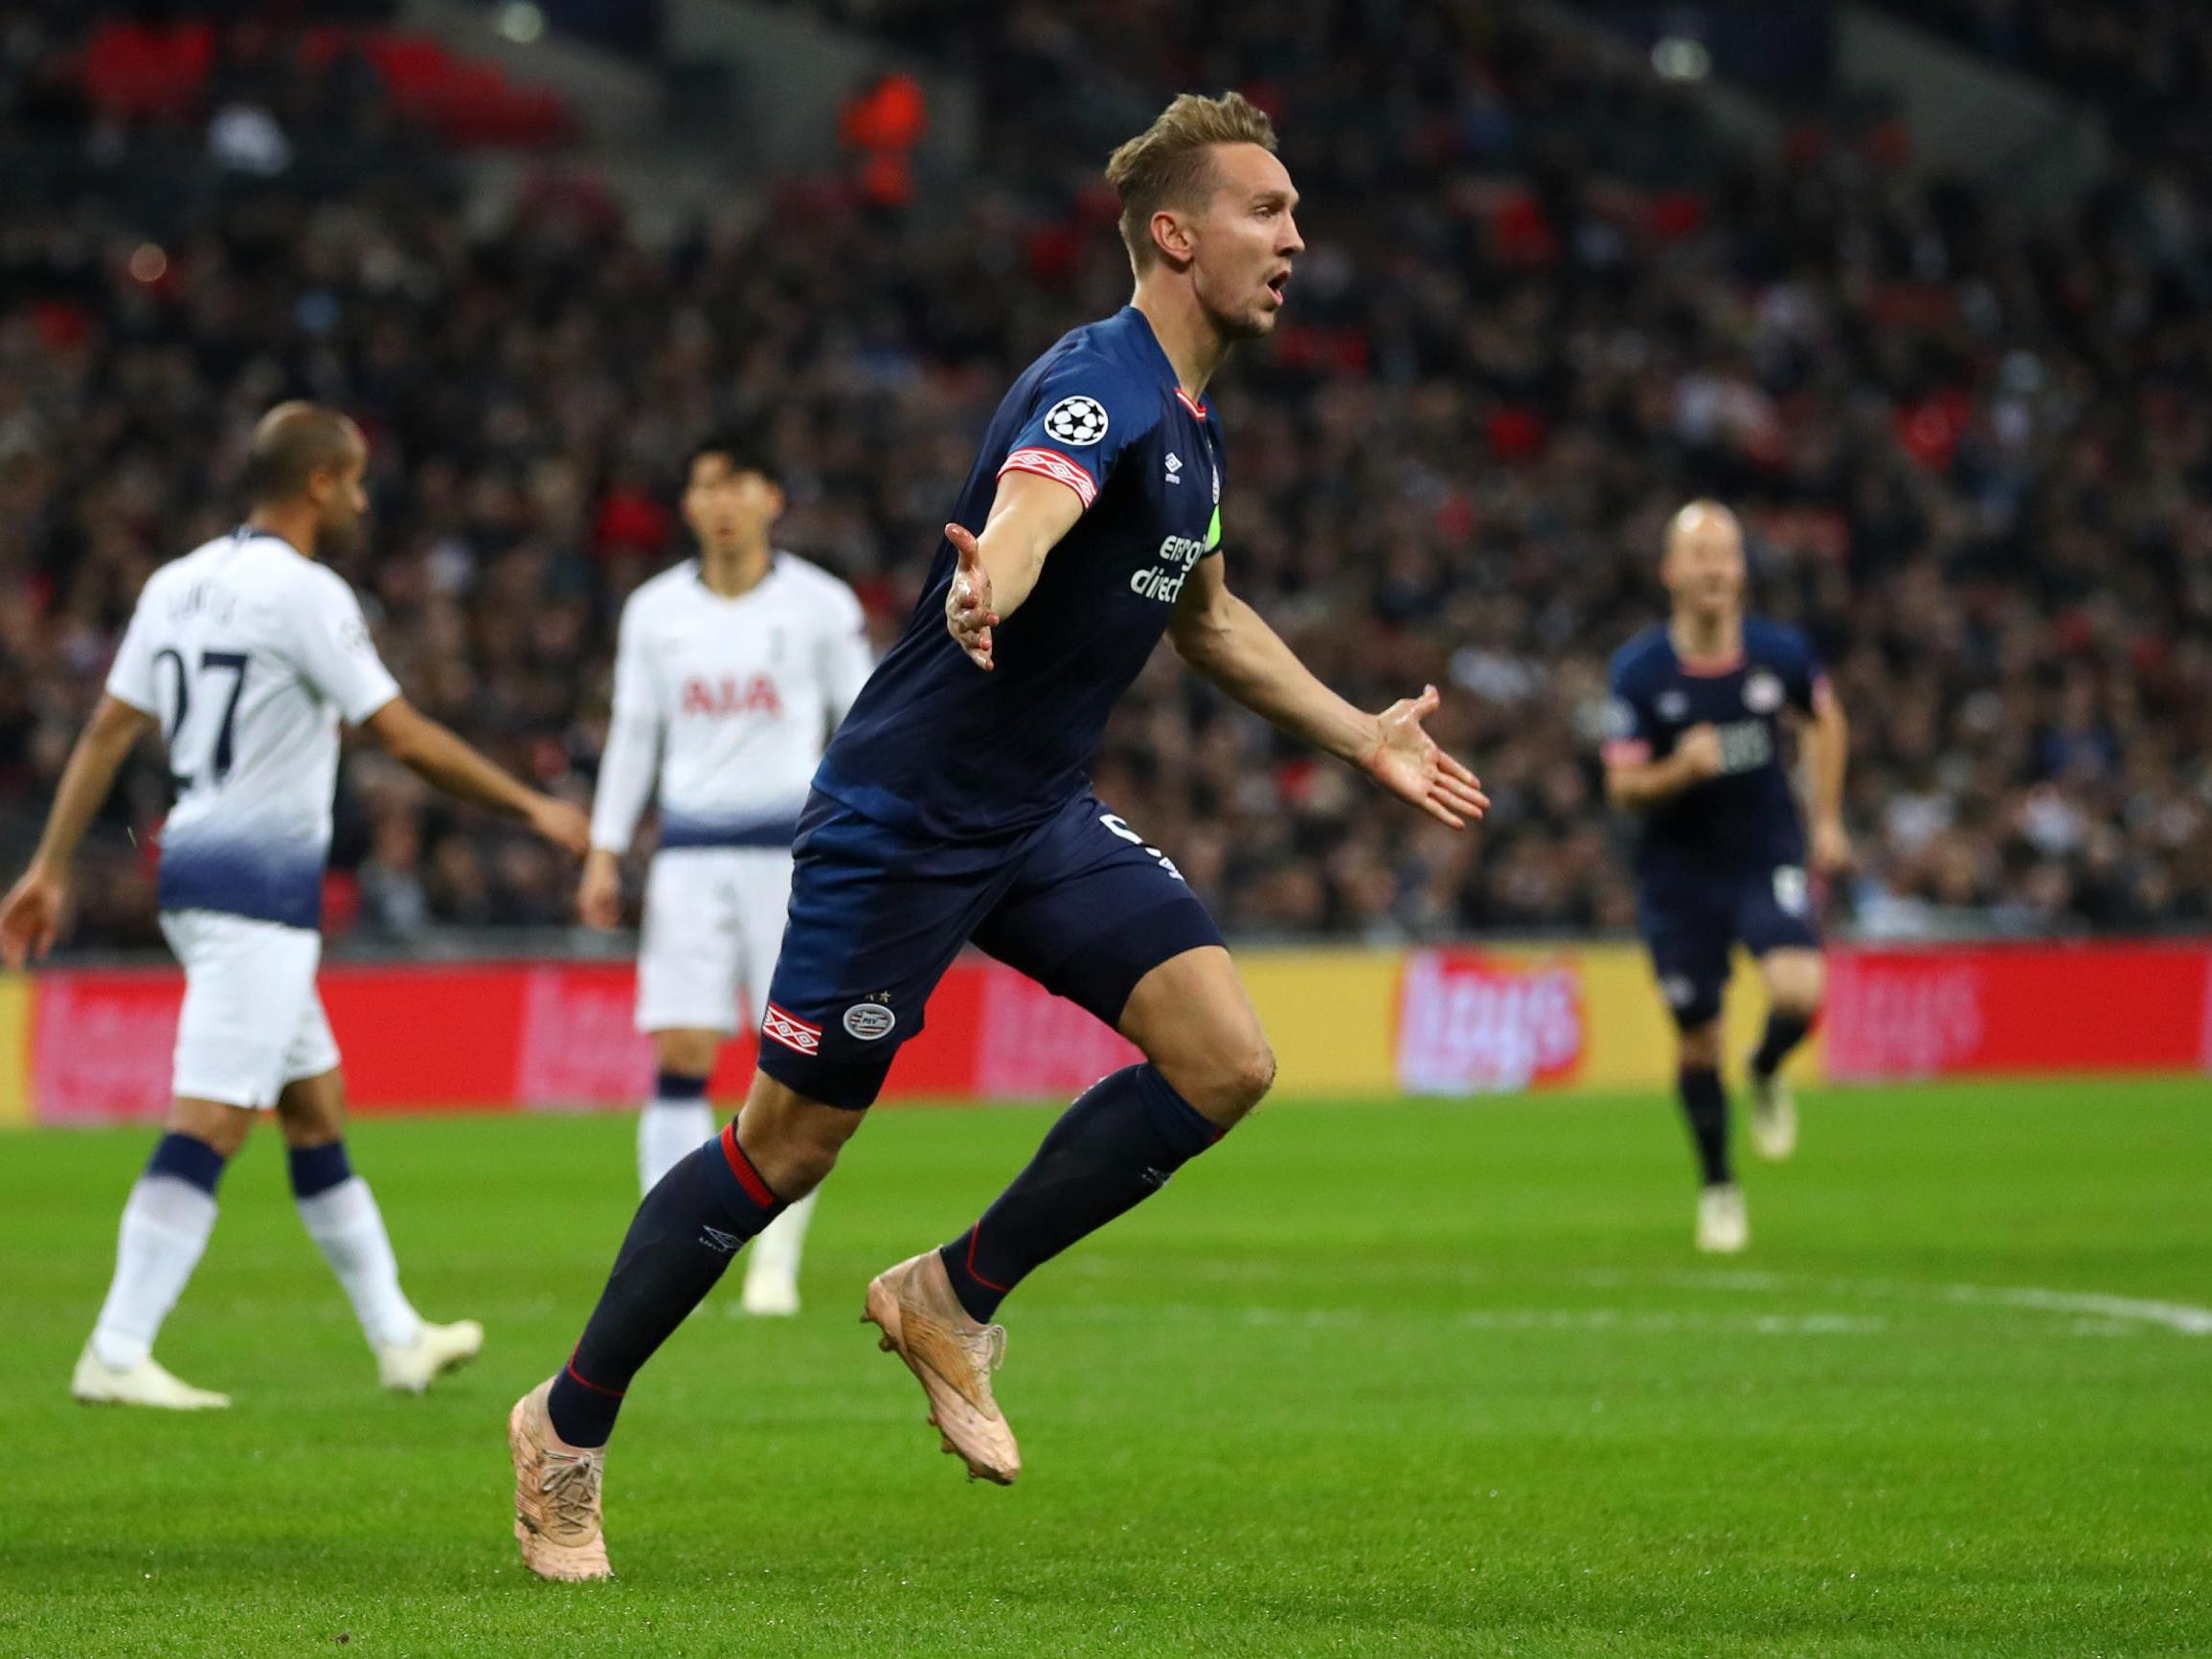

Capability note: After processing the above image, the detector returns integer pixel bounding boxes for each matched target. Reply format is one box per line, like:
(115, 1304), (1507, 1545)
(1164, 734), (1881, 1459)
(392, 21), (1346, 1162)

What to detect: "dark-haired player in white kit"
(1603, 501), (1851, 1252)
(579, 435), (871, 1314)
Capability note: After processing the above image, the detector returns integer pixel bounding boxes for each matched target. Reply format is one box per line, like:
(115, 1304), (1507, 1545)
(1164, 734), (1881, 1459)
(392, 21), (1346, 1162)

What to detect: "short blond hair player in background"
(1603, 501), (1851, 1253)
(508, 91), (1489, 1581)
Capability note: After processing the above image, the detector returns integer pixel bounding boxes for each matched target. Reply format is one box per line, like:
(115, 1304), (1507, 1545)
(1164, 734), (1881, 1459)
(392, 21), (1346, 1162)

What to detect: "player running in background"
(578, 435), (871, 1316)
(1602, 501), (1851, 1253)
(507, 90), (1489, 1581)
(0, 403), (590, 1408)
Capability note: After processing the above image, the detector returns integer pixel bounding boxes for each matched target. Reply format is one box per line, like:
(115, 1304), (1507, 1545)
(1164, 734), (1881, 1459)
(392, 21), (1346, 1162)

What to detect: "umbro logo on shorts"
(763, 1003), (822, 1056)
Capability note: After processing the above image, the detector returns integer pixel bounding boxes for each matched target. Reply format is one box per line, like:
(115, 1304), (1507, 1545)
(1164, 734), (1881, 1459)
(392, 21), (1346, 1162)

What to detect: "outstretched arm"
(1167, 557), (1488, 830)
(942, 469), (1087, 670)
(580, 602), (663, 927)
(362, 698), (590, 855)
(0, 694), (157, 965)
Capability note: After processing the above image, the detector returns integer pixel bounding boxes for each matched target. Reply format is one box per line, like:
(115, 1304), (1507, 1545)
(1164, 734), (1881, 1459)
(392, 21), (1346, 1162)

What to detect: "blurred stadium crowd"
(2, 1), (2206, 951)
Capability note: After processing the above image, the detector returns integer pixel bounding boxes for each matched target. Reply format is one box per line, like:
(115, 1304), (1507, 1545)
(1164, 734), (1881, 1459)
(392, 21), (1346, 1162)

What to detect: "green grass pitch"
(2, 1079), (2207, 1657)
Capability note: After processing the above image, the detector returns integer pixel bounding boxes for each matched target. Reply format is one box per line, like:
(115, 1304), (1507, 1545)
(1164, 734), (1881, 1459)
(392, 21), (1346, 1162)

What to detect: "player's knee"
(1763, 952), (1825, 1020)
(274, 1075), (347, 1147)
(170, 1097), (255, 1157)
(654, 1028), (721, 1078)
(735, 1079), (860, 1199)
(1182, 1037), (1275, 1126)
(1676, 1022), (1724, 1071)
(1233, 1041), (1278, 1111)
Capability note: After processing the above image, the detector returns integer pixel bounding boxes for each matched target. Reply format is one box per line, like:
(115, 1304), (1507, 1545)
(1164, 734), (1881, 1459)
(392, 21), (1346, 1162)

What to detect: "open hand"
(1363, 685), (1490, 830)
(943, 523), (998, 671)
(0, 865), (67, 969)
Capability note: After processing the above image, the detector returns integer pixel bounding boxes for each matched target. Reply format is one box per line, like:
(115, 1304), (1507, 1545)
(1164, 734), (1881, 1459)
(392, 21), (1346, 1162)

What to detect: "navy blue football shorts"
(1637, 863), (1821, 1031)
(756, 789), (1227, 1109)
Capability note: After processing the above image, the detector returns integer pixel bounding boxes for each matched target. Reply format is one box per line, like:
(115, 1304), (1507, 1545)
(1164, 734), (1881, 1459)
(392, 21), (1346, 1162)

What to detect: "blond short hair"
(1666, 499), (1742, 550)
(1105, 91), (1278, 272)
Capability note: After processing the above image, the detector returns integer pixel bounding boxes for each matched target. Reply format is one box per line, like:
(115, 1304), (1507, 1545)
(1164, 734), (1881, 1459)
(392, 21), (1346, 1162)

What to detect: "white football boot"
(1695, 1183), (1749, 1254)
(72, 1345), (230, 1409)
(739, 1271), (802, 1318)
(1749, 1066), (1798, 1162)
(376, 1318), (485, 1393)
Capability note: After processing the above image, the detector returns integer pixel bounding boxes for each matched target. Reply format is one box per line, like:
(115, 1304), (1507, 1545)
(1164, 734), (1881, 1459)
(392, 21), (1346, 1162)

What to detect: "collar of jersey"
(231, 525), (307, 559)
(690, 551), (781, 601)
(1117, 306), (1207, 419)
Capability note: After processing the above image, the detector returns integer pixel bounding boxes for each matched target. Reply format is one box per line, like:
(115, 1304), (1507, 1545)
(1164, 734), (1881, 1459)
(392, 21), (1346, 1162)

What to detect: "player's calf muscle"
(1675, 1022), (1724, 1070)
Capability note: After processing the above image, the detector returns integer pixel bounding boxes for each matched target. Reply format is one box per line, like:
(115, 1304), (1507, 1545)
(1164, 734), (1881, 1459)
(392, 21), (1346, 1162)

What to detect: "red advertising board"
(18, 956), (1146, 1123)
(1395, 949), (1585, 1094)
(1822, 942), (2212, 1081)
(12, 940), (2208, 1124)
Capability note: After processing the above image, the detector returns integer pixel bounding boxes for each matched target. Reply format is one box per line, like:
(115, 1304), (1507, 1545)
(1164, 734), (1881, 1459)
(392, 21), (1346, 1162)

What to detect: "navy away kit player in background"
(508, 90), (1491, 1581)
(1603, 502), (1852, 1254)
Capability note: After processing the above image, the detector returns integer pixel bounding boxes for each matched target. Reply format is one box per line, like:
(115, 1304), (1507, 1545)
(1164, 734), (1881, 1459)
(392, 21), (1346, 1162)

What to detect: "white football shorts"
(636, 847), (794, 1036)
(158, 908), (341, 1109)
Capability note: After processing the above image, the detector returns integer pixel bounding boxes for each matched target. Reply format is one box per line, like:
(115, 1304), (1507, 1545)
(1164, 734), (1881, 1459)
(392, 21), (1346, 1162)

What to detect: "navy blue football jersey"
(1604, 618), (1830, 880)
(817, 306), (1223, 842)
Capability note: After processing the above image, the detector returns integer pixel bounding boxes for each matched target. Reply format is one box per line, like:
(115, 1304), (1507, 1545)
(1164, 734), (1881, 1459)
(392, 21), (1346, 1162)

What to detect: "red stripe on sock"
(564, 1354), (624, 1399)
(718, 1122), (779, 1210)
(962, 1222), (1013, 1293)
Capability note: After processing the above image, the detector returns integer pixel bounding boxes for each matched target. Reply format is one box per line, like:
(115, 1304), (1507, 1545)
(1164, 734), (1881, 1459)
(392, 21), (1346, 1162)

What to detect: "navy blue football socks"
(285, 1139), (352, 1199)
(941, 1063), (1221, 1324)
(1679, 1065), (1731, 1187)
(146, 1131), (227, 1196)
(1751, 1011), (1815, 1080)
(548, 1124), (786, 1448)
(655, 1070), (708, 1105)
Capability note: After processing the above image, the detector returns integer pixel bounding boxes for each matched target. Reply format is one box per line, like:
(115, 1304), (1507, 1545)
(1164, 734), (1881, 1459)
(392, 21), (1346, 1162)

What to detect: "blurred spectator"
(1, 1), (2207, 954)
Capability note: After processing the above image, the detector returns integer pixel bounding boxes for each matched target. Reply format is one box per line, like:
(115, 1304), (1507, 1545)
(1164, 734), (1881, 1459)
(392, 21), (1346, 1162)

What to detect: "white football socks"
(639, 1099), (716, 1194)
(296, 1177), (423, 1351)
(91, 1175), (218, 1371)
(744, 1188), (819, 1290)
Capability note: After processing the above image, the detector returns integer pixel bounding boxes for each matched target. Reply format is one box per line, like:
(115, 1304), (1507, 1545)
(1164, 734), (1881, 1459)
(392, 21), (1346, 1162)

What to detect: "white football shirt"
(590, 554), (872, 855)
(106, 528), (399, 929)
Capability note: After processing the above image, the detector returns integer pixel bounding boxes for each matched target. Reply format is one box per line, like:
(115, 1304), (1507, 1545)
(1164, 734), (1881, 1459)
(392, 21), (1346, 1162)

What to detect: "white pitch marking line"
(1939, 1284), (2212, 1337)
(1583, 1270), (2212, 1337)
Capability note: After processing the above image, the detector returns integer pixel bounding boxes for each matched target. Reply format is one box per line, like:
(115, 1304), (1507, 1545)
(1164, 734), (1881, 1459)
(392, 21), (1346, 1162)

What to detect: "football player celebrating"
(508, 92), (1488, 1580)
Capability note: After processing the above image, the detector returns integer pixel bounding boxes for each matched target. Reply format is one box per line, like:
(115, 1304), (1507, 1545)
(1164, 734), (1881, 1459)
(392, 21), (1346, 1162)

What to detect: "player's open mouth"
(1265, 271), (1290, 302)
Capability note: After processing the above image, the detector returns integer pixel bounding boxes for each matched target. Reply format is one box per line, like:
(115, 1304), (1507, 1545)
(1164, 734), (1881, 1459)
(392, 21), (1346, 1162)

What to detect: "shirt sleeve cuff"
(999, 447), (1097, 510)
